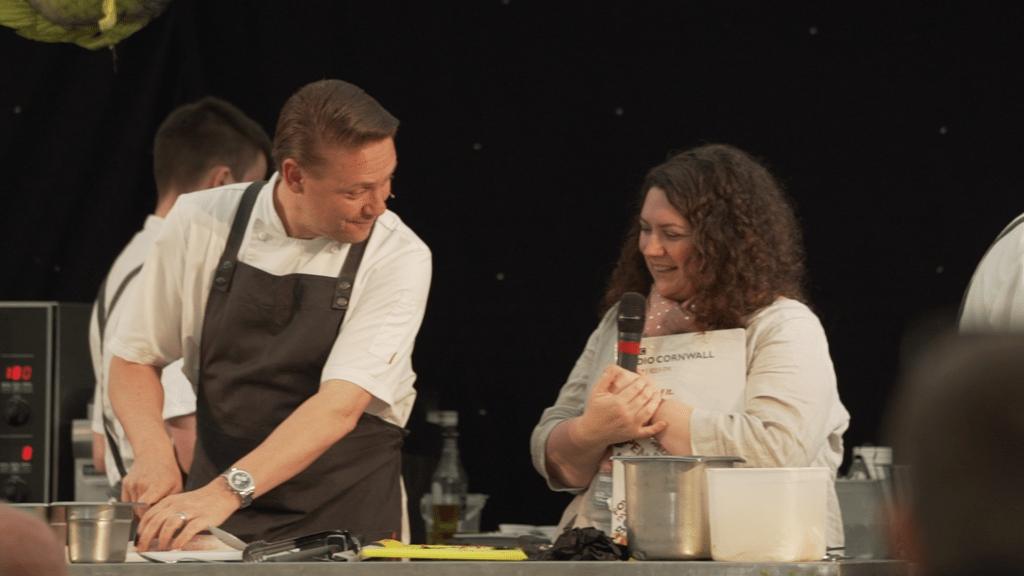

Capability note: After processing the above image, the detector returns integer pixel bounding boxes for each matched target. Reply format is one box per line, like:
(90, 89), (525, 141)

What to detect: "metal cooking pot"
(613, 455), (743, 560)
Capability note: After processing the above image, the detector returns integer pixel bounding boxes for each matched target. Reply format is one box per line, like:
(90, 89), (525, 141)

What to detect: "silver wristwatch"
(220, 467), (255, 508)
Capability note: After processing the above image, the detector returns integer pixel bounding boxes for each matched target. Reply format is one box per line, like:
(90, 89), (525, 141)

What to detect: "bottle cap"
(427, 410), (459, 427)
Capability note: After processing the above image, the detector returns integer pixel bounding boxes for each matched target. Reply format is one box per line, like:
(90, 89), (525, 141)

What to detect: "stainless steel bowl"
(50, 502), (141, 563)
(613, 455), (743, 560)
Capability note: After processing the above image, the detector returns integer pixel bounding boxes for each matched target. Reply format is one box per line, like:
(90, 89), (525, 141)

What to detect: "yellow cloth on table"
(361, 539), (527, 561)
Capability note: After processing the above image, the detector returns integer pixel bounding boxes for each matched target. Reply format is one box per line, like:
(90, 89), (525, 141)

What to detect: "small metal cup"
(54, 502), (139, 563)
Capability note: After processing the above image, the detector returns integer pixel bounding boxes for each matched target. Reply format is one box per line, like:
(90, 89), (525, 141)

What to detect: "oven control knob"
(1, 476), (30, 503)
(5, 396), (31, 426)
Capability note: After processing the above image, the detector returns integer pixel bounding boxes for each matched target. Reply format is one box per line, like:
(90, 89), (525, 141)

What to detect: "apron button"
(221, 261), (234, 270)
(338, 281), (351, 290)
(215, 276), (227, 285)
(336, 297), (349, 307)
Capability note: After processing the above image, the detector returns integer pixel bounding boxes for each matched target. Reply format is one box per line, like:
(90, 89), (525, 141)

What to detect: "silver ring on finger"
(176, 511), (187, 522)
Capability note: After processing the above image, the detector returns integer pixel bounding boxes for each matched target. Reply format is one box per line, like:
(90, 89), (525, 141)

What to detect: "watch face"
(228, 470), (254, 491)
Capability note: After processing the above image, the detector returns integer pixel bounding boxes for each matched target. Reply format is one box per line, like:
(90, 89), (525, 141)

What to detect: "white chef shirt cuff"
(321, 367), (393, 408)
(106, 340), (172, 368)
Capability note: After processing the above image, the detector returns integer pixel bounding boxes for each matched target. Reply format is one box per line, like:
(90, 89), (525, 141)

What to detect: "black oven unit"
(0, 302), (93, 503)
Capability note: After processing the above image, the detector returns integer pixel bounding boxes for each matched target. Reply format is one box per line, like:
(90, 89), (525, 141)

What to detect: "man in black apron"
(106, 80), (432, 551)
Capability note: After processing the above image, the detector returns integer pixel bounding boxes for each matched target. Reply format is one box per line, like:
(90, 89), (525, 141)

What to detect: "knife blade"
(208, 525), (247, 551)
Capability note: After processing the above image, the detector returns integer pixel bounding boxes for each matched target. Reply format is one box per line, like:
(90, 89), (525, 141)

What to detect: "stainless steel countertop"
(69, 559), (911, 576)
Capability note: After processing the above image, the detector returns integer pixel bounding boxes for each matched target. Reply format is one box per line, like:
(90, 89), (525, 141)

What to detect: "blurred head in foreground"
(0, 504), (68, 575)
(884, 332), (1024, 576)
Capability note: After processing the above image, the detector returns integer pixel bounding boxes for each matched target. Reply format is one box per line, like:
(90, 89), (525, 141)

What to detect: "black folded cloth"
(523, 527), (629, 561)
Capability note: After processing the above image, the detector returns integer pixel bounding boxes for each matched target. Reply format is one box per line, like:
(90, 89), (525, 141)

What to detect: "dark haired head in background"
(603, 143), (807, 329)
(153, 95), (272, 202)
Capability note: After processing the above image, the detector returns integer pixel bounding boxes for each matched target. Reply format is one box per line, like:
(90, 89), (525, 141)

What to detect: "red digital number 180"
(4, 365), (32, 380)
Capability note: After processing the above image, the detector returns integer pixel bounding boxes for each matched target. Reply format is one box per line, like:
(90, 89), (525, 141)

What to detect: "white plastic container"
(706, 467), (829, 562)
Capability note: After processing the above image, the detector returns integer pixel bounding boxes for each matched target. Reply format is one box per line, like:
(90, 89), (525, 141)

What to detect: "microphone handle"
(617, 332), (641, 372)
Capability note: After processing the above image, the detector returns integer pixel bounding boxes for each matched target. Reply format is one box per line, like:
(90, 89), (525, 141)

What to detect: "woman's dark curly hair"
(602, 144), (808, 329)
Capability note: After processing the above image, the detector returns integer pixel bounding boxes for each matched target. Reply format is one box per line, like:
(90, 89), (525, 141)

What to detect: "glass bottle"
(429, 425), (468, 544)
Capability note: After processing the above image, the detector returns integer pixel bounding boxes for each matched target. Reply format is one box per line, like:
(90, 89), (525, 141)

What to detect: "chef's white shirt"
(960, 213), (1024, 333)
(109, 173), (432, 427)
(90, 214), (197, 486)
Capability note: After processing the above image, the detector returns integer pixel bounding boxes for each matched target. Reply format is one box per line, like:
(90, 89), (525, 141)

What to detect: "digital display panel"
(4, 365), (33, 381)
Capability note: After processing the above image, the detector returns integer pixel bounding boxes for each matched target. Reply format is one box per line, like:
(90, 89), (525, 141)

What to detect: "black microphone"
(616, 292), (646, 372)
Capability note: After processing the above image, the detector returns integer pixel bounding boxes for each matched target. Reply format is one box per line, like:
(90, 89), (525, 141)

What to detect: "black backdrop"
(2, 1), (1023, 538)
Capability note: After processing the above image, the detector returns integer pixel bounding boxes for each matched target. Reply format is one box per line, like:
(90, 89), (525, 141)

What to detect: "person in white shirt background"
(90, 96), (271, 494)
(959, 213), (1024, 333)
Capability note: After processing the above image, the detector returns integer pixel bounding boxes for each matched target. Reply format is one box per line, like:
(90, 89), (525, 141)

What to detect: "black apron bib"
(185, 181), (406, 542)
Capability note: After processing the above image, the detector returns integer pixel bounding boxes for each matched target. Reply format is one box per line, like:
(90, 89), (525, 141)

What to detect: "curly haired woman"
(530, 144), (850, 548)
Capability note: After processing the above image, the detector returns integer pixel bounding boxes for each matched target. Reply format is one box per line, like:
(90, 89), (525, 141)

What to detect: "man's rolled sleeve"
(320, 239), (431, 417)
(108, 203), (192, 369)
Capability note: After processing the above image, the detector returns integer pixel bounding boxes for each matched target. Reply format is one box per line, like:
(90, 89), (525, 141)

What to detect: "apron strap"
(93, 263), (144, 482)
(103, 426), (129, 483)
(332, 227), (371, 311)
(957, 214), (1024, 323)
(213, 181), (265, 293)
(95, 264), (144, 345)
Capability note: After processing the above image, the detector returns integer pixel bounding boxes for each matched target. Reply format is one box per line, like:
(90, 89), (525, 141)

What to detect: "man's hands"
(120, 450), (183, 513)
(133, 478), (240, 552)
(110, 356), (180, 515)
(572, 365), (668, 447)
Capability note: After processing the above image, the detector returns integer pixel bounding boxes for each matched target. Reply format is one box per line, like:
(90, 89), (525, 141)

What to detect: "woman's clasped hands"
(575, 365), (668, 447)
